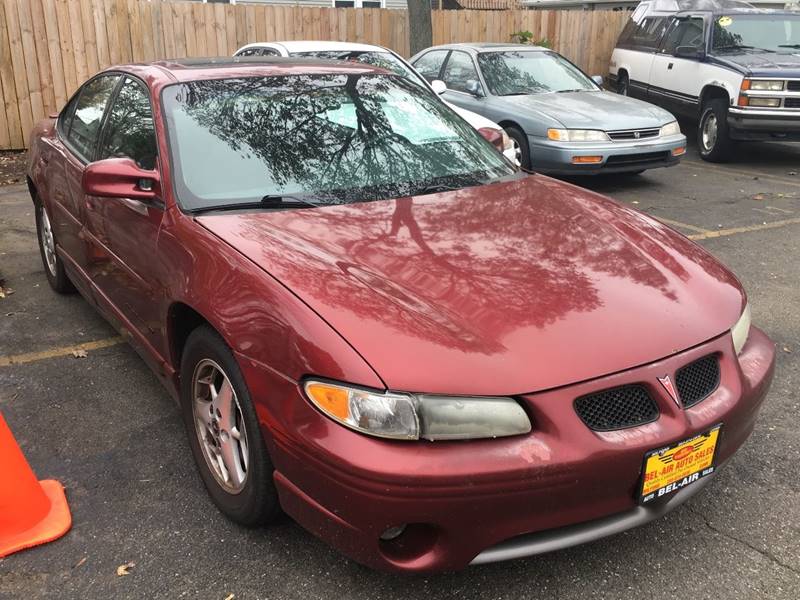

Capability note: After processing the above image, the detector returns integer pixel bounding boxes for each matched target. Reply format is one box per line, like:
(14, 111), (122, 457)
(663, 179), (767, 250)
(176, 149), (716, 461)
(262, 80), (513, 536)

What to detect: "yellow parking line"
(687, 217), (800, 241)
(657, 217), (712, 234)
(0, 336), (125, 367)
(681, 160), (800, 187)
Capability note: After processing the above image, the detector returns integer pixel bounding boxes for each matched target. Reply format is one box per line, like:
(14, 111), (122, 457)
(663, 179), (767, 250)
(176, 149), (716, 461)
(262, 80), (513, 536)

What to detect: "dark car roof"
(104, 56), (390, 86)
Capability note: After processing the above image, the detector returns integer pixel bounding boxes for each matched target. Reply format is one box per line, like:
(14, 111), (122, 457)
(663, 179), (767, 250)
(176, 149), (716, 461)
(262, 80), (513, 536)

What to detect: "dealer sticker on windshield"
(639, 425), (721, 504)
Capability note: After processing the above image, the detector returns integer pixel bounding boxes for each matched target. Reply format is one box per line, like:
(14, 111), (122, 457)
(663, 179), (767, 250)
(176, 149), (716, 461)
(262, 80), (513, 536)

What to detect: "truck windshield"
(712, 14), (800, 53)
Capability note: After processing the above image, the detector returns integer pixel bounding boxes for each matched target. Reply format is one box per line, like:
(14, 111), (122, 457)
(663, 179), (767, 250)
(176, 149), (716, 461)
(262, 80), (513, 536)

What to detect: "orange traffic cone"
(0, 412), (71, 557)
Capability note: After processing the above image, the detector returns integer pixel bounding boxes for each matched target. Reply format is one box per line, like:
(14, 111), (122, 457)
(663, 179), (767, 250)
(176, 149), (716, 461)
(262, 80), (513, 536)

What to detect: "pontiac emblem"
(658, 375), (680, 407)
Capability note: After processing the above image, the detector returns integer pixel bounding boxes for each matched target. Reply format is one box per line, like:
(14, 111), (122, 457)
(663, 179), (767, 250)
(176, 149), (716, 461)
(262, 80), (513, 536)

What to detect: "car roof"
(425, 43), (550, 53)
(637, 0), (790, 16)
(106, 57), (389, 86)
(238, 40), (389, 54)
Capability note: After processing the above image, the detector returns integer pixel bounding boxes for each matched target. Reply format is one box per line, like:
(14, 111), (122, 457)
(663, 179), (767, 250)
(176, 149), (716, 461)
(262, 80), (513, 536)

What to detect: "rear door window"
(63, 75), (120, 161)
(412, 50), (450, 82)
(629, 17), (669, 51)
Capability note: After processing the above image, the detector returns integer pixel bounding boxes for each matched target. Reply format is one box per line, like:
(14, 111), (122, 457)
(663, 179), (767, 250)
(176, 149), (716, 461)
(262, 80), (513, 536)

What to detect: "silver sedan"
(410, 43), (687, 175)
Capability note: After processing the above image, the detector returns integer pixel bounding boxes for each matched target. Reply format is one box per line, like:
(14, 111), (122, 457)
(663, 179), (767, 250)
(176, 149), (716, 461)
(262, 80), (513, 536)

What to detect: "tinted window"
(442, 51), (480, 94)
(162, 74), (514, 211)
(629, 17), (669, 50)
(98, 77), (157, 170)
(66, 75), (119, 160)
(662, 17), (705, 54)
(412, 50), (449, 82)
(477, 51), (595, 96)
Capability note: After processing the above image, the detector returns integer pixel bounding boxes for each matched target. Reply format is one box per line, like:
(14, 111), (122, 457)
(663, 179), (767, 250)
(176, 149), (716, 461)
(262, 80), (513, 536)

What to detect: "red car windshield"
(161, 74), (514, 211)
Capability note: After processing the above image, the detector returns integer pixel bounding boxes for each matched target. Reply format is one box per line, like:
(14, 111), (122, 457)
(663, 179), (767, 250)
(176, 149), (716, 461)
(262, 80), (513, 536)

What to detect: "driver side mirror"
(82, 158), (160, 201)
(465, 79), (484, 97)
(675, 45), (706, 60)
(431, 79), (447, 95)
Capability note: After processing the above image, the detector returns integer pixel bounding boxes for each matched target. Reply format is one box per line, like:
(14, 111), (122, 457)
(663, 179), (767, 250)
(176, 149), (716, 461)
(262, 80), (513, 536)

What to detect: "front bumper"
(727, 107), (800, 141)
(244, 326), (774, 574)
(529, 133), (687, 175)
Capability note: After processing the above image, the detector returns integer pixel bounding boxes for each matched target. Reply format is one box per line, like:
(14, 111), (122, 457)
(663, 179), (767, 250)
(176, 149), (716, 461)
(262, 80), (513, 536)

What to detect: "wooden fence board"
(0, 1), (630, 150)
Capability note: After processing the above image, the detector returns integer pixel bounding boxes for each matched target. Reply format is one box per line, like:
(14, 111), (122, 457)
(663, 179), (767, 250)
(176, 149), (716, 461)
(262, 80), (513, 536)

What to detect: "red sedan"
(26, 59), (774, 573)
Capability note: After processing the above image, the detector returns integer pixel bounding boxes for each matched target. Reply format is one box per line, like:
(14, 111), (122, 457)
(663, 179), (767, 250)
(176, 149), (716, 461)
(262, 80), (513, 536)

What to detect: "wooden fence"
(0, 0), (629, 150)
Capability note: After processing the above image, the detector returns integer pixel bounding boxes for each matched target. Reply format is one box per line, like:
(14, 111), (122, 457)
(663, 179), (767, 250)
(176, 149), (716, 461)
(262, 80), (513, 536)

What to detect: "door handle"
(668, 63), (674, 70)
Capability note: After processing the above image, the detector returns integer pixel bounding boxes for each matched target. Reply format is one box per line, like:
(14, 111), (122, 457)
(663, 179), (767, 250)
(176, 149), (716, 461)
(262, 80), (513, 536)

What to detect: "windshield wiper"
(191, 195), (320, 214)
(556, 88), (587, 93)
(778, 44), (800, 49)
(715, 44), (775, 53)
(415, 179), (481, 196)
(260, 194), (320, 208)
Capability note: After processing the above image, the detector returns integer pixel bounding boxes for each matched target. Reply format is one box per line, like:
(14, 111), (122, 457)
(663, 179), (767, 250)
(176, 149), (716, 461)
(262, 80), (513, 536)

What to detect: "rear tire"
(617, 72), (630, 96)
(504, 126), (531, 170)
(35, 199), (74, 294)
(698, 99), (733, 162)
(180, 325), (280, 527)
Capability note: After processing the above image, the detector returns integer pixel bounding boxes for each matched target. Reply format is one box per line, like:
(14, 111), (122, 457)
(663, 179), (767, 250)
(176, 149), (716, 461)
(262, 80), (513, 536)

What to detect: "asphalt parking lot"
(1, 132), (799, 599)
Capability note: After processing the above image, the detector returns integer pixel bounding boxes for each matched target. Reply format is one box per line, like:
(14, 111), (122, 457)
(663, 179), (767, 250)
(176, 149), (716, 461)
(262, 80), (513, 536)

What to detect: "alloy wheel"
(39, 208), (57, 277)
(192, 359), (250, 494)
(702, 113), (718, 153)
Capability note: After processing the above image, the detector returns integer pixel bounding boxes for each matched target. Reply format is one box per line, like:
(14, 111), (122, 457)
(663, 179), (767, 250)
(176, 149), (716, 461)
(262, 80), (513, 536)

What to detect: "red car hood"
(197, 175), (745, 396)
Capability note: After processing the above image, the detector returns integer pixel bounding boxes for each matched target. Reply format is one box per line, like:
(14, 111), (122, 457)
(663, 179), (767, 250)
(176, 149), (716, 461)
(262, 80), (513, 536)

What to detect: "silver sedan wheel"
(39, 208), (57, 277)
(702, 112), (718, 152)
(511, 138), (522, 164)
(192, 359), (249, 494)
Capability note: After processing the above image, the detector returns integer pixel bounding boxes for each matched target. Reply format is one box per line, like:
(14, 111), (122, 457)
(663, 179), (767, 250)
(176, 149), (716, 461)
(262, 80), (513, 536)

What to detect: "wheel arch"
(699, 84), (732, 114)
(496, 120), (526, 135)
(166, 301), (218, 373)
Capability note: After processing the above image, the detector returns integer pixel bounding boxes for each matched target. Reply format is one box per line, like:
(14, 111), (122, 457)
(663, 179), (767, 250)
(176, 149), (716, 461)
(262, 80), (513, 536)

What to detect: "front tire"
(698, 99), (733, 162)
(35, 200), (74, 294)
(504, 126), (532, 170)
(180, 326), (280, 527)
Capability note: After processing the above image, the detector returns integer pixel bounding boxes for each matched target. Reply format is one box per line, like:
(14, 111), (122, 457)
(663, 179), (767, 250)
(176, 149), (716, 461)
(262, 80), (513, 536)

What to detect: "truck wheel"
(698, 99), (733, 162)
(617, 72), (630, 96)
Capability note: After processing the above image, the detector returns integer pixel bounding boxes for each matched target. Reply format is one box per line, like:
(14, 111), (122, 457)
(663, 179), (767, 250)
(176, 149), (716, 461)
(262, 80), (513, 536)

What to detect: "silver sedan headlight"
(304, 380), (532, 441)
(731, 303), (751, 355)
(660, 121), (681, 137)
(547, 129), (610, 142)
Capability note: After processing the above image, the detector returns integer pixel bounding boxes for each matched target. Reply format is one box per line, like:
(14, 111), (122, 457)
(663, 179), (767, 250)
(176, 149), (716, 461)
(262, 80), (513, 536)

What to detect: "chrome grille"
(607, 128), (660, 141)
(787, 80), (800, 92)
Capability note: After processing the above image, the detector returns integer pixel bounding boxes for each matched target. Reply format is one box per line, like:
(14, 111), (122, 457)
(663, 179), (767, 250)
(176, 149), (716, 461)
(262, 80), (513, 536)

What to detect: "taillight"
(478, 127), (504, 152)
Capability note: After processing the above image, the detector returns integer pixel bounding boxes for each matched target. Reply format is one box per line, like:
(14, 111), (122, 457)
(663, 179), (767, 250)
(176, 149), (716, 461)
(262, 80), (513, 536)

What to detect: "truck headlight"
(547, 129), (609, 142)
(747, 80), (784, 91)
(660, 121), (681, 136)
(731, 303), (751, 355)
(304, 380), (532, 441)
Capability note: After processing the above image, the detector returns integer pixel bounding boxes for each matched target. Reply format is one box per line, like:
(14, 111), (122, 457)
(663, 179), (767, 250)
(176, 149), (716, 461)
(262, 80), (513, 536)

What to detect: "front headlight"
(304, 380), (532, 441)
(731, 303), (751, 355)
(547, 129), (609, 142)
(660, 120), (681, 137)
(748, 79), (784, 91)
